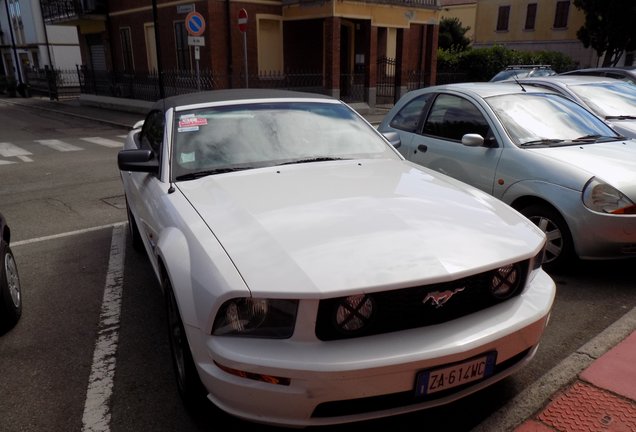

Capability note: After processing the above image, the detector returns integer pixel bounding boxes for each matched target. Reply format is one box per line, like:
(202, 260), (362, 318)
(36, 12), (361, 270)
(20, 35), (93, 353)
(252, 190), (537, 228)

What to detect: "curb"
(471, 306), (636, 432)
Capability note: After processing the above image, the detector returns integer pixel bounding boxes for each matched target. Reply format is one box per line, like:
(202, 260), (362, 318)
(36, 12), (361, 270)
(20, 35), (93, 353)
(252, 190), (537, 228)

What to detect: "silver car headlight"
(582, 178), (636, 214)
(212, 298), (298, 338)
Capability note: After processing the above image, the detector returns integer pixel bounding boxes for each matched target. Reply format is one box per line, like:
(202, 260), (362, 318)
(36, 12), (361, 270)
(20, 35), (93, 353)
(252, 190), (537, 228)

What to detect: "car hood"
(529, 139), (636, 196)
(176, 159), (544, 297)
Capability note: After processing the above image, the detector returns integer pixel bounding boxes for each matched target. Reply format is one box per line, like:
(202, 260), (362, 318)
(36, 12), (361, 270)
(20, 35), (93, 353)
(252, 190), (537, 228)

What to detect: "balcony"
(41, 0), (107, 25)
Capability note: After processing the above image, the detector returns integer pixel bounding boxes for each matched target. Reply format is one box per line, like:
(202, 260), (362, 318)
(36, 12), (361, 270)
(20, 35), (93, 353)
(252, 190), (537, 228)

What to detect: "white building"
(0, 0), (81, 83)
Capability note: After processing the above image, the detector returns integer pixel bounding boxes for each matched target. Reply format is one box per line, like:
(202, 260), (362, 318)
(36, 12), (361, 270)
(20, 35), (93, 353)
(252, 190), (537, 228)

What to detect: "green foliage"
(573, 0), (636, 66)
(438, 17), (471, 52)
(437, 45), (577, 82)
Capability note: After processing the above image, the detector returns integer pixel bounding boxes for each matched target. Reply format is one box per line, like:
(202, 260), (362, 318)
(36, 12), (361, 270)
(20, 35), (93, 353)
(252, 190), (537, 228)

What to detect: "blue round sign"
(185, 11), (206, 36)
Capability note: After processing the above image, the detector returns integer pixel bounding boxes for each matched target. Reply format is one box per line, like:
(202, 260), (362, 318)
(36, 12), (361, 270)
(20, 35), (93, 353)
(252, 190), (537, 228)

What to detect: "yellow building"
(472, 0), (597, 67)
(440, 0), (477, 43)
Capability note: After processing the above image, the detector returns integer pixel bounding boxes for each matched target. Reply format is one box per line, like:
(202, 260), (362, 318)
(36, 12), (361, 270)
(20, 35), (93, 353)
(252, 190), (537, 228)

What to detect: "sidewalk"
(2, 93), (636, 432)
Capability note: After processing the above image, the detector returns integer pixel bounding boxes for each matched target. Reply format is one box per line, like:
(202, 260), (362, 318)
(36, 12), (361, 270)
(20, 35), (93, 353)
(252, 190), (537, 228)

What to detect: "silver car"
(378, 82), (636, 271)
(513, 75), (636, 138)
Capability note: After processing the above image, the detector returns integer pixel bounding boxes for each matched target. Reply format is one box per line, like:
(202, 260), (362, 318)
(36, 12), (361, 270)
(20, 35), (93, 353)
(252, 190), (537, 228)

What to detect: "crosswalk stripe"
(36, 139), (83, 152)
(0, 142), (33, 158)
(0, 159), (16, 165)
(80, 137), (123, 148)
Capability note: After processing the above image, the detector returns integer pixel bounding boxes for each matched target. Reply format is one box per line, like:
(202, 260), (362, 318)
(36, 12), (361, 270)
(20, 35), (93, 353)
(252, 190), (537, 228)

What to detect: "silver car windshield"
(172, 101), (397, 180)
(568, 82), (636, 118)
(487, 93), (620, 146)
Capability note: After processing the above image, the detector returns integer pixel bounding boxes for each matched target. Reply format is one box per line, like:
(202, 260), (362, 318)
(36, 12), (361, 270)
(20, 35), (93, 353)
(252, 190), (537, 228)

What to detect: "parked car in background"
(489, 65), (556, 82)
(560, 66), (636, 84)
(118, 89), (555, 427)
(0, 212), (22, 334)
(378, 82), (636, 272)
(513, 75), (636, 138)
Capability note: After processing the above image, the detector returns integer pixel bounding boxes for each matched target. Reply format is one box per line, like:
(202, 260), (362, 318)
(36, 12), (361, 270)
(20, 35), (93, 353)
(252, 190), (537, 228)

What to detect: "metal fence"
(25, 67), (81, 100)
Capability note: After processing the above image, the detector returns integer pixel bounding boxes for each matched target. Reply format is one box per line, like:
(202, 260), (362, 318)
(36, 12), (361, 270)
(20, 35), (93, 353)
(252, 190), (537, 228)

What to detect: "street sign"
(185, 11), (206, 36)
(187, 36), (205, 46)
(238, 8), (248, 33)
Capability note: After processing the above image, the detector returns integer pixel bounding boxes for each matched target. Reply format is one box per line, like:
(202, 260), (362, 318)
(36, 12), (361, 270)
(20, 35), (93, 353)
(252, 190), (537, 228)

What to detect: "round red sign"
(238, 8), (248, 33)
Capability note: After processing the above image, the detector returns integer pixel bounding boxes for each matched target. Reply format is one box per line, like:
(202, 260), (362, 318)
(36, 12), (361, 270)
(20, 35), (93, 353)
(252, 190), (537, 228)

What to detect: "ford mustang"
(117, 89), (555, 427)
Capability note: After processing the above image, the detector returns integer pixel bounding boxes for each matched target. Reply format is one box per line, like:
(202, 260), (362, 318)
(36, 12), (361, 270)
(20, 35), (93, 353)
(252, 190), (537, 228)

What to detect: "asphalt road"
(0, 100), (634, 431)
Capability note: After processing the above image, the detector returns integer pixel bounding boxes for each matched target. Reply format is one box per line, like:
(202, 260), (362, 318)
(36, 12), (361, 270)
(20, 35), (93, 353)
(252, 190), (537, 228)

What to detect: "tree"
(438, 17), (471, 52)
(573, 0), (636, 66)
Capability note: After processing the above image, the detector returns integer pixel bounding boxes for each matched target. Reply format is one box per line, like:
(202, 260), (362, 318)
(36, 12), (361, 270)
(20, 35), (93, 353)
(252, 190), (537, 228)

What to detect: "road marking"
(0, 142), (33, 162)
(0, 159), (15, 165)
(36, 139), (83, 152)
(81, 223), (126, 432)
(12, 222), (127, 247)
(81, 137), (123, 148)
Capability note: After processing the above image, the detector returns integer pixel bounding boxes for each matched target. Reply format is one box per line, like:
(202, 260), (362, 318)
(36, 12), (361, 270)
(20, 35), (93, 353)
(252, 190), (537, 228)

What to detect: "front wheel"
(519, 204), (574, 273)
(0, 243), (22, 334)
(163, 275), (207, 408)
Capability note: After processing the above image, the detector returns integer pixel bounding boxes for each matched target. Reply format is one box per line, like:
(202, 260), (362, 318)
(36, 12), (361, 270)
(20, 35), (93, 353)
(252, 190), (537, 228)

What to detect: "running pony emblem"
(422, 287), (465, 308)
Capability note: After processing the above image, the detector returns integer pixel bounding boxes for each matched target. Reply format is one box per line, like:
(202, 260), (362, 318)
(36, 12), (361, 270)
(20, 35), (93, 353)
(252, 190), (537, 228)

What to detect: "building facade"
(41, 0), (442, 108)
(0, 0), (82, 84)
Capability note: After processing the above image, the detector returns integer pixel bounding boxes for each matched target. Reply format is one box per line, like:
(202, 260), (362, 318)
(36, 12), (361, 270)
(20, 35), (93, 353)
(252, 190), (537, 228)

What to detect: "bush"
(437, 45), (577, 83)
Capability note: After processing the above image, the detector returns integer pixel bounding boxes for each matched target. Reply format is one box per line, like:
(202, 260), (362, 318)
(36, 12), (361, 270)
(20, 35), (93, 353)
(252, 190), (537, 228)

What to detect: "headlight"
(212, 298), (298, 338)
(582, 178), (636, 214)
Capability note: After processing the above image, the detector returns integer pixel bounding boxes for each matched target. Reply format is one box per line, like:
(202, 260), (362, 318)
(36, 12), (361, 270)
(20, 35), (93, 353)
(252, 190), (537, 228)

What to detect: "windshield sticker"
(180, 151), (196, 163)
(179, 117), (208, 128)
(178, 126), (199, 132)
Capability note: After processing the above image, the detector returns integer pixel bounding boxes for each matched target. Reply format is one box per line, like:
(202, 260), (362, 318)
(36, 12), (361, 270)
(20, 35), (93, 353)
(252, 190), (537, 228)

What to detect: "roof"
(152, 89), (334, 111)
(419, 82), (554, 99)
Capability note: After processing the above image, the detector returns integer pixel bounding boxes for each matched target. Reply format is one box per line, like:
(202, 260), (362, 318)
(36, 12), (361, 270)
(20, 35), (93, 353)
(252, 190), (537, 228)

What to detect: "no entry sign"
(238, 8), (248, 33)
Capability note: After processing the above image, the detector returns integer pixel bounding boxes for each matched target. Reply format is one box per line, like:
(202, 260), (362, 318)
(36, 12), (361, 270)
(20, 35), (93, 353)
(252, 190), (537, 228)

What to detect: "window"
(257, 16), (283, 75)
(496, 6), (510, 31)
(174, 21), (191, 70)
(389, 94), (432, 132)
(553, 1), (570, 29)
(525, 3), (537, 30)
(423, 94), (490, 142)
(120, 27), (134, 72)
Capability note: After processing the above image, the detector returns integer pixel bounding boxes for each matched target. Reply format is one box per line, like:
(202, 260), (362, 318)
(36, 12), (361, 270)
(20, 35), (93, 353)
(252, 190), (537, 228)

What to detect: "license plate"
(414, 352), (497, 396)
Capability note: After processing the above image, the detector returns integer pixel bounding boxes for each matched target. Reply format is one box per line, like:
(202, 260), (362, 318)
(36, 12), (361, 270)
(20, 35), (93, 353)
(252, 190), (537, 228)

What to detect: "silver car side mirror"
(462, 134), (484, 147)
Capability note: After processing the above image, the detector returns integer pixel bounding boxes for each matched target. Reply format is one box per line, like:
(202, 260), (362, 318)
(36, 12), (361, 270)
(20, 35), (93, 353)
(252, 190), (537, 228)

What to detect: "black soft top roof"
(152, 89), (334, 112)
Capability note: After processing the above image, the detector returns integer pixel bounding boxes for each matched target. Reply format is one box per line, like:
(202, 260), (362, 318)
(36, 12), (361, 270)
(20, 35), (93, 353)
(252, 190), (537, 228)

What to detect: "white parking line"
(36, 139), (83, 152)
(12, 222), (127, 247)
(81, 223), (126, 432)
(81, 137), (123, 148)
(0, 142), (33, 162)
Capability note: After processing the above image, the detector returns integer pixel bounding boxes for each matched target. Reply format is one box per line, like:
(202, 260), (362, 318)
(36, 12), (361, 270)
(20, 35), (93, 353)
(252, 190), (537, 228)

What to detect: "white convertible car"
(117, 89), (555, 427)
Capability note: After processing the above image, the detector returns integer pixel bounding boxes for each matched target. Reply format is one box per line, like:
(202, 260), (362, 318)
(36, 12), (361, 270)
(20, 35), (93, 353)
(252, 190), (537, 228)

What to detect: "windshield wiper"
(572, 134), (621, 143)
(519, 139), (564, 147)
(277, 157), (345, 166)
(175, 167), (247, 181)
(605, 115), (636, 120)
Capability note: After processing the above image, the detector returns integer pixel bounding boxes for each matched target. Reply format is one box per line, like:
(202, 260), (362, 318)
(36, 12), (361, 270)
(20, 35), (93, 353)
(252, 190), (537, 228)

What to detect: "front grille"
(311, 348), (532, 418)
(315, 261), (528, 341)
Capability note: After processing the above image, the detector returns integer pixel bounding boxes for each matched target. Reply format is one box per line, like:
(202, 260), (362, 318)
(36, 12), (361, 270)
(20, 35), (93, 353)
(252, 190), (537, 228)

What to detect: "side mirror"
(462, 133), (485, 147)
(383, 131), (402, 149)
(118, 149), (159, 173)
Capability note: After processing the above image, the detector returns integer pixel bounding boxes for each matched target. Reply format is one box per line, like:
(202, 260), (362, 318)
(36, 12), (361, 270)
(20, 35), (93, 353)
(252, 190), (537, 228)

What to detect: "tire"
(0, 243), (22, 334)
(519, 204), (574, 273)
(164, 275), (207, 408)
(126, 198), (144, 252)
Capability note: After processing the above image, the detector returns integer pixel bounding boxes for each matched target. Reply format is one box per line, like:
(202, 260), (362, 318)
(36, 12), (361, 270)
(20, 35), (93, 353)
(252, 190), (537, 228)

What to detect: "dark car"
(0, 212), (22, 334)
(560, 66), (636, 84)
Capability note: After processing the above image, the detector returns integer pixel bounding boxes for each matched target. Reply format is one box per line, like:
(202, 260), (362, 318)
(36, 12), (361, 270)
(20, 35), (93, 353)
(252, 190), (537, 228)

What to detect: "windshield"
(567, 82), (636, 118)
(171, 101), (397, 180)
(487, 93), (620, 146)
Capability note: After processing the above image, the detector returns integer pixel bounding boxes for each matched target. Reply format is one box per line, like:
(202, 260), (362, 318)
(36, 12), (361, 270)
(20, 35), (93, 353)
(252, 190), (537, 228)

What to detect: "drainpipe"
(3, 0), (24, 85)
(225, 0), (233, 88)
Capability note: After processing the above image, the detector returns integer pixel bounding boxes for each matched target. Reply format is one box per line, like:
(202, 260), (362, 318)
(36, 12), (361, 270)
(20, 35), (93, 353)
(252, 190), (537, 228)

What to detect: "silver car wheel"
(5, 249), (21, 308)
(530, 215), (563, 264)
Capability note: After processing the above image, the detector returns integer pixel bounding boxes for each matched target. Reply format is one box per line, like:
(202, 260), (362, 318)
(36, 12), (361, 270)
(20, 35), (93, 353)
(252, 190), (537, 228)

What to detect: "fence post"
(45, 65), (58, 101)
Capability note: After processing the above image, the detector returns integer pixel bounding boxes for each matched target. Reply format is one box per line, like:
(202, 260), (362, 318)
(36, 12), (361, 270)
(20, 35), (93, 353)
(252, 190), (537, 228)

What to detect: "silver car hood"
(530, 139), (636, 196)
(176, 159), (543, 296)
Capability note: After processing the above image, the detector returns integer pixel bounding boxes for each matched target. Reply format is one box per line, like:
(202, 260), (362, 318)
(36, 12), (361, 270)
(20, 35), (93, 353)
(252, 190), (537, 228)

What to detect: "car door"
(407, 93), (504, 195)
(125, 109), (166, 266)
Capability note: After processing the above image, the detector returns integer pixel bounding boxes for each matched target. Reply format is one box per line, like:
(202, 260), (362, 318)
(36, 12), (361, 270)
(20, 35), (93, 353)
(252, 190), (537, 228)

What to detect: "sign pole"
(243, 32), (248, 88)
(195, 46), (201, 90)
(185, 11), (206, 92)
